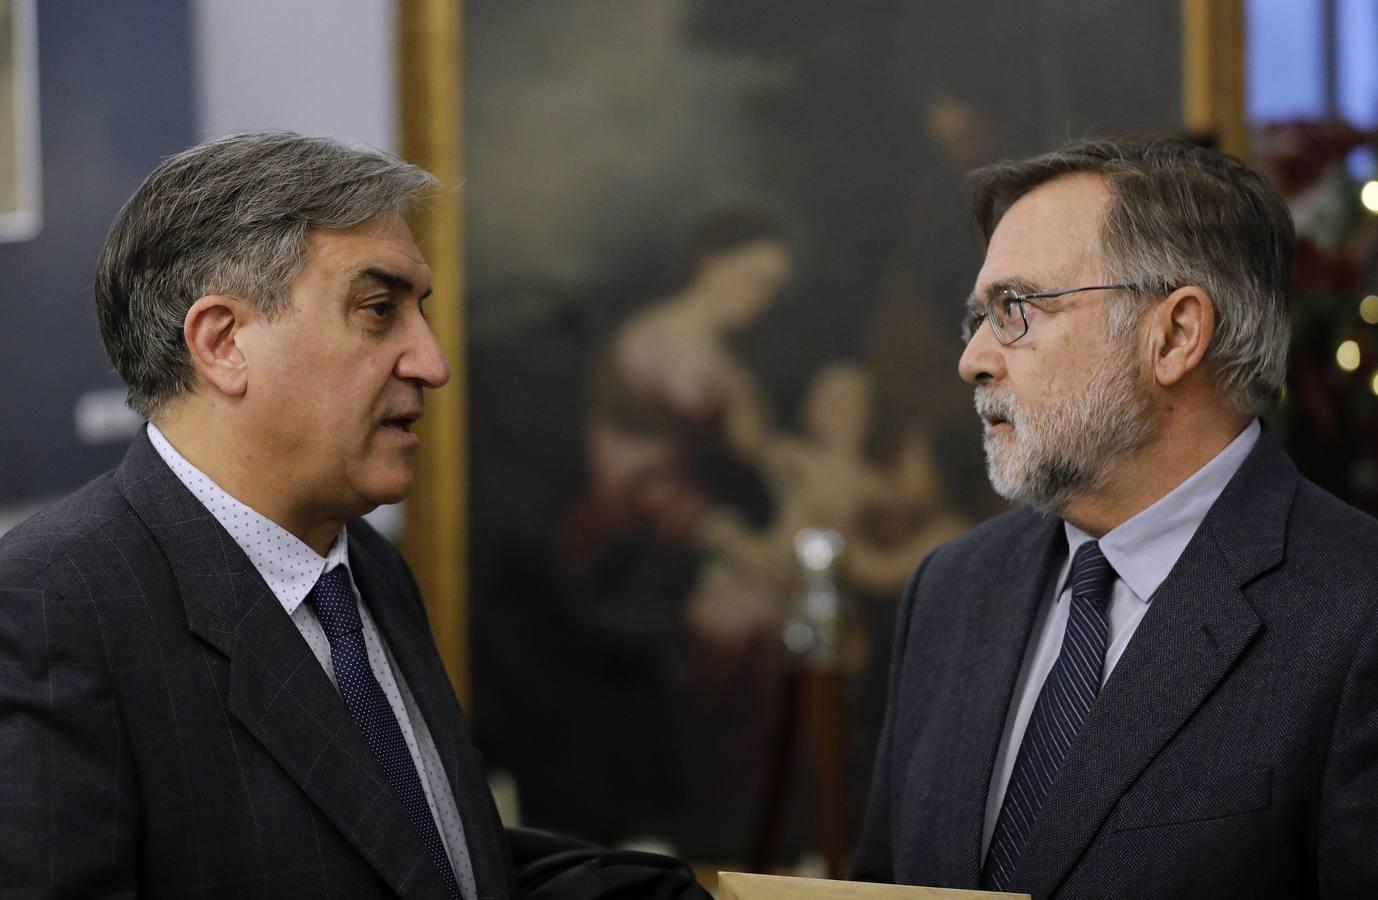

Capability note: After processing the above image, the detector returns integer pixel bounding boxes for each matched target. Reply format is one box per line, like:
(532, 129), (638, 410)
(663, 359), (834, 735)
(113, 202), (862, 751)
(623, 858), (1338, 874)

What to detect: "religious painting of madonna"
(465, 0), (1182, 865)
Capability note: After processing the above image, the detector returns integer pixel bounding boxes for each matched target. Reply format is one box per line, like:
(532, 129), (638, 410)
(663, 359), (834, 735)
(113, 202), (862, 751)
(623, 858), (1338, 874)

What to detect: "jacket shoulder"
(1281, 478), (1378, 599)
(1291, 478), (1378, 546)
(919, 505), (1050, 575)
(0, 472), (137, 589)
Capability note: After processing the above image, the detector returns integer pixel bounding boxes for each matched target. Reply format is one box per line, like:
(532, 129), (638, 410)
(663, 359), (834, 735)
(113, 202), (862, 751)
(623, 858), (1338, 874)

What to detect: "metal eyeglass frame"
(961, 283), (1142, 345)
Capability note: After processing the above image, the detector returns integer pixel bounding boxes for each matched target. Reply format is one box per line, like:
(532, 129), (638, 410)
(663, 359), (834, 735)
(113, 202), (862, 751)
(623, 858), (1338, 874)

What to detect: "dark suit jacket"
(853, 431), (1378, 898)
(0, 432), (516, 899)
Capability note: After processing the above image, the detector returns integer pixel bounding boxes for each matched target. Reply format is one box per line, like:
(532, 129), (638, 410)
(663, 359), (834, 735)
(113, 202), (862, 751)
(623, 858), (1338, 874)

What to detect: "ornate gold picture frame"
(0, 0), (40, 242)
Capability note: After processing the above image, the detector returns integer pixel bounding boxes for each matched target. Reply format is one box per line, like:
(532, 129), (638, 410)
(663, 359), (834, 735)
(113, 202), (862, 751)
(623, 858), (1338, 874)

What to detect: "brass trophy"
(783, 527), (847, 664)
(752, 527), (851, 877)
(738, 532), (1028, 896)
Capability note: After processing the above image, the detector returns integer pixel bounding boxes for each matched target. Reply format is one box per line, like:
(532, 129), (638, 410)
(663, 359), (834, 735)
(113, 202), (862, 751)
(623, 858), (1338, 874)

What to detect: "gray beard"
(975, 349), (1156, 514)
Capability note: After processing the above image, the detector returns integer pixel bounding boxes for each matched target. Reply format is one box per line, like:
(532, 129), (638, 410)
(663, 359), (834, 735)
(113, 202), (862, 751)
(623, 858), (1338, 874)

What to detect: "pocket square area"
(1110, 767), (1272, 832)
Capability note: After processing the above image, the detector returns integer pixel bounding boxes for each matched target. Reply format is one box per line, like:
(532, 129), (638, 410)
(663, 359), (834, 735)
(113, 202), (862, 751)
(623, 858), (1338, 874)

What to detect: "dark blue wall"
(0, 1), (194, 504)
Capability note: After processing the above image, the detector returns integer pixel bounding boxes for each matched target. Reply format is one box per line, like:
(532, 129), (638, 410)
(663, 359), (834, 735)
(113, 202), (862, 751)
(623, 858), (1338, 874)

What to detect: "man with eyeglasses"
(853, 138), (1378, 898)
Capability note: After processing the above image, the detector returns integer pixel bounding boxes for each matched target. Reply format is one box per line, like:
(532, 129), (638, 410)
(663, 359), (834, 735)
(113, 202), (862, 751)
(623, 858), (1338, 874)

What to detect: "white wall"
(191, 0), (396, 151)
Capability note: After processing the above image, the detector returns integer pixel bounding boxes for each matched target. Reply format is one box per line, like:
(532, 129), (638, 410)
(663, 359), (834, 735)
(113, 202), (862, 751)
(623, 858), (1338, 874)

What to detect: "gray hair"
(970, 138), (1294, 417)
(95, 131), (439, 417)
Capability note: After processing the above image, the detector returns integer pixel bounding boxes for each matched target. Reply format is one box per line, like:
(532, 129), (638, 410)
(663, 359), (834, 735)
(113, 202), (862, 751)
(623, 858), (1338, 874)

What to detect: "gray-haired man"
(0, 133), (510, 899)
(854, 138), (1378, 897)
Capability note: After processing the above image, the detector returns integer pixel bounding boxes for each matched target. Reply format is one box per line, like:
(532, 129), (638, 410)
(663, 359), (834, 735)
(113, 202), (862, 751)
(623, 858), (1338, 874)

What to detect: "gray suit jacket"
(853, 431), (1378, 898)
(0, 432), (516, 899)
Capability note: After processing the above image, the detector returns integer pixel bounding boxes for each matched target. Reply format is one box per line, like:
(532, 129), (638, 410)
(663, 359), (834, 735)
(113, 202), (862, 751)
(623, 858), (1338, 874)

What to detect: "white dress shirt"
(147, 424), (477, 900)
(981, 419), (1262, 859)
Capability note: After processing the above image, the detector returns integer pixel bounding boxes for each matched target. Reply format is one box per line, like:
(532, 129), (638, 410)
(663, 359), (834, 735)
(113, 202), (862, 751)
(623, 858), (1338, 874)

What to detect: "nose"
(397, 309), (451, 389)
(958, 320), (1005, 386)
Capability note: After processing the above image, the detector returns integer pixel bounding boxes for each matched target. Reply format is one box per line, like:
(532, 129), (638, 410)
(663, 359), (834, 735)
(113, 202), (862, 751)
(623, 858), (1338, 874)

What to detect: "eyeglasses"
(961, 283), (1140, 346)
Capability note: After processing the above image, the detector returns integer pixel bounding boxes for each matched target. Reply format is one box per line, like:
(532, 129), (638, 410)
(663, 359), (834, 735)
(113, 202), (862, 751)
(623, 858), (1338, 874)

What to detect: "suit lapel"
(1016, 432), (1294, 897)
(115, 433), (449, 899)
(349, 530), (513, 900)
(942, 511), (1064, 885)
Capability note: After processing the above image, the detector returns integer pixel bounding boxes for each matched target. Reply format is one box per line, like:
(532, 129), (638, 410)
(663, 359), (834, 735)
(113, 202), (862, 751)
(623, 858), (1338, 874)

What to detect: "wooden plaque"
(717, 873), (1029, 900)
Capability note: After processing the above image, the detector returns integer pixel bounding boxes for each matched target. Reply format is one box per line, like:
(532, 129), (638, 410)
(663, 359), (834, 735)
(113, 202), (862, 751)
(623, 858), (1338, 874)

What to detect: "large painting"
(466, 0), (1182, 863)
(0, 0), (39, 242)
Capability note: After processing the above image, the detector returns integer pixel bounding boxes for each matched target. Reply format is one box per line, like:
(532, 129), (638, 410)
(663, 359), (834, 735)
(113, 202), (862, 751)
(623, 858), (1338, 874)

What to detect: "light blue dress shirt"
(981, 419), (1262, 859)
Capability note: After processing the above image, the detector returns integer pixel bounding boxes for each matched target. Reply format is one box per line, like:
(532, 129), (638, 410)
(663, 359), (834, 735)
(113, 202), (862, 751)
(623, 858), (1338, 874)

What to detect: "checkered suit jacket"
(853, 430), (1378, 898)
(0, 431), (516, 899)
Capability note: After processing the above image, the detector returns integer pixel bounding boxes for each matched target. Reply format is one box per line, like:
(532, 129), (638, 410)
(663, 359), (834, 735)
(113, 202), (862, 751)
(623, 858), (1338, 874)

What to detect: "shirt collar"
(146, 422), (351, 616)
(1060, 418), (1260, 605)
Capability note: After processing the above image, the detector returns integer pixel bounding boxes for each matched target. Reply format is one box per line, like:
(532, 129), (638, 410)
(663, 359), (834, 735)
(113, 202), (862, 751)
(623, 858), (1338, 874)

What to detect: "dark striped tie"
(309, 566), (464, 900)
(982, 540), (1116, 891)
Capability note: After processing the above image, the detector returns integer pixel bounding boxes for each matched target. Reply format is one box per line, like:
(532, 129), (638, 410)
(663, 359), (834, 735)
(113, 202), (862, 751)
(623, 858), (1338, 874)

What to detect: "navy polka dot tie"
(982, 540), (1116, 891)
(309, 566), (463, 899)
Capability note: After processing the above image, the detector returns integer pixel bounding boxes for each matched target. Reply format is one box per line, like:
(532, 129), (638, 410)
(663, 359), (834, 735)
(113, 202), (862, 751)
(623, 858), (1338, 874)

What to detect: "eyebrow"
(350, 267), (433, 301)
(966, 277), (1043, 309)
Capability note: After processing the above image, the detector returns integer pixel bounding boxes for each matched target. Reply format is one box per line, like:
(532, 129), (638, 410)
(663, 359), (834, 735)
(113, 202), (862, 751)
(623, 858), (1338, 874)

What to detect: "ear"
(183, 294), (252, 399)
(1145, 285), (1215, 389)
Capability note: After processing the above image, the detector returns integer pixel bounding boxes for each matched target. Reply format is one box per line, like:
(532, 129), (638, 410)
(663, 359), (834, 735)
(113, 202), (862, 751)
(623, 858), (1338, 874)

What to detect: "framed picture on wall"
(0, 0), (40, 242)
(464, 0), (1184, 866)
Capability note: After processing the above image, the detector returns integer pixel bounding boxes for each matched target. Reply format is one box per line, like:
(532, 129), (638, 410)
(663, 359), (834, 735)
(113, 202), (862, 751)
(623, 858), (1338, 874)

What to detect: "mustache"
(974, 387), (1017, 424)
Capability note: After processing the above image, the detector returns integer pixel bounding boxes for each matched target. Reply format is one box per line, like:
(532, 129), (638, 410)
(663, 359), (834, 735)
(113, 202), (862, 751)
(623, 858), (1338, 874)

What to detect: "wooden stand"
(749, 658), (851, 878)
